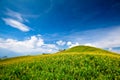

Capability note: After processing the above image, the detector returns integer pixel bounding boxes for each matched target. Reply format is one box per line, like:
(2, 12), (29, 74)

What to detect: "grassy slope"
(62, 46), (117, 54)
(0, 46), (120, 80)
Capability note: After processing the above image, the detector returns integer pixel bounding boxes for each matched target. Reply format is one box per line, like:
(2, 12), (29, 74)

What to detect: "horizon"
(0, 0), (120, 57)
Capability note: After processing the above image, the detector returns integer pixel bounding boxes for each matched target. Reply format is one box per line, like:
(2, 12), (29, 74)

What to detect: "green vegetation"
(0, 46), (120, 80)
(64, 46), (114, 53)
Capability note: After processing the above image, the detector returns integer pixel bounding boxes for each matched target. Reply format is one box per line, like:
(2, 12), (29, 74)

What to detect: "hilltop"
(0, 46), (120, 80)
(64, 46), (109, 52)
(59, 46), (117, 55)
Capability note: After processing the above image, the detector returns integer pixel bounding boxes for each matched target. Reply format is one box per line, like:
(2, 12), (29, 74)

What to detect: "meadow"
(0, 46), (120, 80)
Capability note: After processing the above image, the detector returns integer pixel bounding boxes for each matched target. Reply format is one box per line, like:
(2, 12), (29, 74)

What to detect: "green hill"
(61, 46), (115, 54)
(0, 46), (120, 80)
(64, 46), (108, 52)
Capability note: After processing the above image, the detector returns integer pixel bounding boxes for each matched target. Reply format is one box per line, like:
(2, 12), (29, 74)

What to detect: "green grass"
(0, 46), (120, 80)
(63, 46), (115, 53)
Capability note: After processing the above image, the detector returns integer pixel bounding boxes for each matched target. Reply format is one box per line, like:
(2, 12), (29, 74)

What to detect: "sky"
(0, 0), (120, 57)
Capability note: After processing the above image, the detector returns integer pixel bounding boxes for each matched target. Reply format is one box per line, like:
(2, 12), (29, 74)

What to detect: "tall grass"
(0, 46), (120, 80)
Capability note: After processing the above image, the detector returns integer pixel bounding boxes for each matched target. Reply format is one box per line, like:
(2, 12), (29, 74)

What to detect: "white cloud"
(93, 26), (120, 48)
(2, 18), (30, 32)
(0, 35), (58, 54)
(70, 42), (80, 48)
(59, 26), (120, 53)
(2, 9), (30, 32)
(5, 9), (24, 22)
(67, 41), (72, 46)
(65, 26), (120, 48)
(56, 40), (66, 46)
(108, 48), (112, 51)
(67, 41), (80, 48)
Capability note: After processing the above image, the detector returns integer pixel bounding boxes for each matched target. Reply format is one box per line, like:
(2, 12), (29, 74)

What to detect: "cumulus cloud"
(66, 41), (72, 45)
(56, 40), (66, 46)
(2, 9), (30, 32)
(63, 26), (120, 49)
(108, 48), (112, 51)
(67, 41), (80, 48)
(0, 35), (58, 54)
(55, 26), (120, 53)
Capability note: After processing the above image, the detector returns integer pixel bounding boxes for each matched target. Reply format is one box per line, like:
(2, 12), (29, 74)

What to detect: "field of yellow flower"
(0, 46), (120, 80)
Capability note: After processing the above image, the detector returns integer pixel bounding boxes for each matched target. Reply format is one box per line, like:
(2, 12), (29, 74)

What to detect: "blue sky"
(0, 0), (120, 57)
